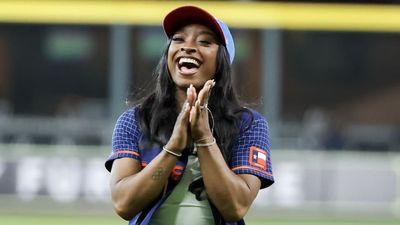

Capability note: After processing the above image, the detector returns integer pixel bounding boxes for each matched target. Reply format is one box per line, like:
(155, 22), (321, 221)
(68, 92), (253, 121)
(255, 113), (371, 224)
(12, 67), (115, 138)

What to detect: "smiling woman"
(167, 24), (219, 90)
(105, 5), (274, 225)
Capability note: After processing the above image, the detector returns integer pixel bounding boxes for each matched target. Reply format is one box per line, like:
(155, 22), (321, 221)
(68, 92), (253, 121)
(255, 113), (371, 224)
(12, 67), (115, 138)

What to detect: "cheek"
(167, 49), (175, 71)
(208, 49), (219, 72)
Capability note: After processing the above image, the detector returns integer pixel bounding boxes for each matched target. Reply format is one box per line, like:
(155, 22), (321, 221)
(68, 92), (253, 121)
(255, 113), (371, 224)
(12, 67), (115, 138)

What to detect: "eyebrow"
(199, 30), (216, 37)
(173, 28), (217, 39)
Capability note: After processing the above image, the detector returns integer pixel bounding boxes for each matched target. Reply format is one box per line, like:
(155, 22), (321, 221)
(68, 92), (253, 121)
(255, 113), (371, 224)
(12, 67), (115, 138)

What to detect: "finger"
(177, 101), (190, 121)
(196, 83), (210, 106)
(190, 99), (201, 124)
(186, 84), (197, 107)
(204, 79), (215, 101)
(189, 101), (196, 123)
(197, 80), (214, 106)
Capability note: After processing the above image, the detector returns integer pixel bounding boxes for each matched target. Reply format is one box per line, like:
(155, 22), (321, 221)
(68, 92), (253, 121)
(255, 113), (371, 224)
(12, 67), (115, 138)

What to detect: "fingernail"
(188, 84), (192, 94)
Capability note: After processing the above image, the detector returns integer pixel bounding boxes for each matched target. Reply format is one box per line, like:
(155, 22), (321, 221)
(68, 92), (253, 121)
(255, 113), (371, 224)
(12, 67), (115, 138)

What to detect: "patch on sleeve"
(249, 146), (267, 170)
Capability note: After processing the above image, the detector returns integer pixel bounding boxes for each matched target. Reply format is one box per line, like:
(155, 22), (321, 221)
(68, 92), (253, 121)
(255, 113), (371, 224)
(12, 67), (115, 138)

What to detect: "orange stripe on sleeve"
(111, 150), (140, 157)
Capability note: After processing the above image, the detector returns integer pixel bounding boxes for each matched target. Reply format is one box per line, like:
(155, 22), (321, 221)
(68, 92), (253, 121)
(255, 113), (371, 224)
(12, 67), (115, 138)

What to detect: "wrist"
(163, 145), (182, 157)
(194, 135), (214, 144)
(165, 138), (184, 153)
(194, 136), (216, 148)
(193, 131), (213, 143)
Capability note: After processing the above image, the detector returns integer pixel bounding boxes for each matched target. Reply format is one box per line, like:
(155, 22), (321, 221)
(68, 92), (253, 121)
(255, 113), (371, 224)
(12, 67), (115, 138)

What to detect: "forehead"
(173, 24), (217, 37)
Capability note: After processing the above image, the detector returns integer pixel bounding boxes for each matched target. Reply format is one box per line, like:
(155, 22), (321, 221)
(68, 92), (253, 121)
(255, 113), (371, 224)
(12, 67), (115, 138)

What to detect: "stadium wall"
(0, 144), (398, 219)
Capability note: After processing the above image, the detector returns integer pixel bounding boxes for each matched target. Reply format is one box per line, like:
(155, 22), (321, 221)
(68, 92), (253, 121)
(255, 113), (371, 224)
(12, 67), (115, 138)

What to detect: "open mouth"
(178, 57), (201, 75)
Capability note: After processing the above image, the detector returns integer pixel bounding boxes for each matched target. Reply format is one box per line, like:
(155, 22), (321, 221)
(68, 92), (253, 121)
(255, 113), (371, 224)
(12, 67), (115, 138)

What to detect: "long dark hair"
(134, 40), (250, 163)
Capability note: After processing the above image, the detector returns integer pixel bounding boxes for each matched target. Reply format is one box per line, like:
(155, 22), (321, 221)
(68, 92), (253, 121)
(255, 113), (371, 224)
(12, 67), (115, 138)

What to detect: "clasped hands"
(165, 79), (216, 153)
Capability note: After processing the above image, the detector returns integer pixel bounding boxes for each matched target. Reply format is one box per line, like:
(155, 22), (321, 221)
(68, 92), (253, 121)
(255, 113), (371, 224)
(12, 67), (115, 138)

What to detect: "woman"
(105, 5), (274, 225)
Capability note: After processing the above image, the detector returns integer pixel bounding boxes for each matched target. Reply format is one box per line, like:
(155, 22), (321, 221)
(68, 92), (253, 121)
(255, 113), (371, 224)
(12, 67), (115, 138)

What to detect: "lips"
(177, 57), (201, 75)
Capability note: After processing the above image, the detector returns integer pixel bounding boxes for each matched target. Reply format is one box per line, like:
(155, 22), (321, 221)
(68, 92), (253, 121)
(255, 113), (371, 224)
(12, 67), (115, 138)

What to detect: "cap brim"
(163, 6), (226, 45)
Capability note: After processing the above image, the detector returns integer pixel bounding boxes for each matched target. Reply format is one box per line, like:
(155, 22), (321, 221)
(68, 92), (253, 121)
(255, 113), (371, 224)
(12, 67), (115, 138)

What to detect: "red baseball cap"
(163, 6), (235, 64)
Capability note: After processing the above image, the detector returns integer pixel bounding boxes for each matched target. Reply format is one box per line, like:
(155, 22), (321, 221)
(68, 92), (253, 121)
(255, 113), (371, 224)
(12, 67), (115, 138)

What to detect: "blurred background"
(0, 1), (399, 225)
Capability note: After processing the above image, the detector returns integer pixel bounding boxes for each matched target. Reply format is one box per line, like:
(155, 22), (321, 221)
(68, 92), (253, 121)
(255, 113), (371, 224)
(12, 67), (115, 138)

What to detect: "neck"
(175, 87), (187, 112)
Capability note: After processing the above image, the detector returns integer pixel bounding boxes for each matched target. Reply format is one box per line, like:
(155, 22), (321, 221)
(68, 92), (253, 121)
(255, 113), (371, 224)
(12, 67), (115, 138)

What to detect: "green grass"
(0, 213), (399, 225)
(0, 214), (125, 225)
(248, 218), (400, 225)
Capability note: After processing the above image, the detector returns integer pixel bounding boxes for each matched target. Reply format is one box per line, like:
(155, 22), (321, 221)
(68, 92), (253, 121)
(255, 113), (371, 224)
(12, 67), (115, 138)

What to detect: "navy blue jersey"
(105, 106), (274, 224)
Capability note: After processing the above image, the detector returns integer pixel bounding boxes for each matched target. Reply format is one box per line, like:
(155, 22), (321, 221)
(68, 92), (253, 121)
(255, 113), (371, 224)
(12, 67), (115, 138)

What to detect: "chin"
(173, 79), (193, 89)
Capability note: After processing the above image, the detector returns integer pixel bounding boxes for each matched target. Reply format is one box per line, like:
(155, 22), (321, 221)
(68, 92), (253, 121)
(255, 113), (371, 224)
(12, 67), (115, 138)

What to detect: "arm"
(197, 146), (261, 222)
(110, 152), (178, 220)
(189, 80), (264, 221)
(109, 88), (195, 220)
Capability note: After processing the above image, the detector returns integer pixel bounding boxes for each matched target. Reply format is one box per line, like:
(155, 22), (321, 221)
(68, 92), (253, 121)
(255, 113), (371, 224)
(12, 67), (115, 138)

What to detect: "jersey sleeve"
(230, 110), (274, 189)
(105, 107), (142, 172)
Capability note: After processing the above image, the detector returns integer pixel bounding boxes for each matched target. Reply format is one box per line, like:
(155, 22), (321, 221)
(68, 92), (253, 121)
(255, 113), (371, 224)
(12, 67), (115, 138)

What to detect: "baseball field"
(0, 213), (399, 225)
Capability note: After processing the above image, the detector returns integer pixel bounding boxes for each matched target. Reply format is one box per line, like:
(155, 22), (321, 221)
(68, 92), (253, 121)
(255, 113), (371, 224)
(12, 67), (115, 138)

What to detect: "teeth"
(179, 57), (200, 67)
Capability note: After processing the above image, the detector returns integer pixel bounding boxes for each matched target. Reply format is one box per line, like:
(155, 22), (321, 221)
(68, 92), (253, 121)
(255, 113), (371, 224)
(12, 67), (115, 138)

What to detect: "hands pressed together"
(165, 79), (216, 153)
(110, 79), (262, 222)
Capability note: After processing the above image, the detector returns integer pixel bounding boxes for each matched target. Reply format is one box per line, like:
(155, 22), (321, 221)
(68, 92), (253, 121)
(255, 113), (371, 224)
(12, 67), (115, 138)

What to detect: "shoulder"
(240, 108), (268, 130)
(114, 106), (142, 133)
(120, 105), (140, 118)
(117, 106), (140, 123)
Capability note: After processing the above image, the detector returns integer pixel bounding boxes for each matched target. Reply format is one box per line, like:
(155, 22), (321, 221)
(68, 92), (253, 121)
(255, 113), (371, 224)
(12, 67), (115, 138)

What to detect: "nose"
(180, 47), (196, 54)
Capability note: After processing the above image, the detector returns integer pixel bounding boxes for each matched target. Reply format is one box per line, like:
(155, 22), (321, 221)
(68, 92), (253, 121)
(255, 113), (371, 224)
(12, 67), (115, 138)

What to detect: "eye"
(199, 40), (211, 45)
(172, 36), (184, 42)
(197, 34), (217, 46)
